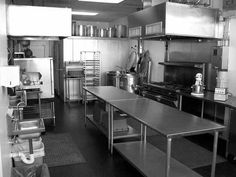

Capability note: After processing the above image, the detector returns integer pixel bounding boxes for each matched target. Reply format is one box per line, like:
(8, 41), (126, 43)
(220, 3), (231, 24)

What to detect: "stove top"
(146, 82), (192, 93)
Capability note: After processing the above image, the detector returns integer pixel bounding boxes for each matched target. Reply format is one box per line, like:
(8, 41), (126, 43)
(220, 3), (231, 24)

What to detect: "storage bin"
(11, 163), (50, 177)
(12, 140), (45, 167)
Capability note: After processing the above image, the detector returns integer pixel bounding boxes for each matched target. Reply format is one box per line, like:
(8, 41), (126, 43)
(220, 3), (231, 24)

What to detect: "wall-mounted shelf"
(68, 36), (129, 41)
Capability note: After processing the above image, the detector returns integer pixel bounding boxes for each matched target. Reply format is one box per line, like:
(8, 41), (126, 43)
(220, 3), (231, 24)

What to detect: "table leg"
(201, 100), (205, 118)
(38, 92), (41, 119)
(108, 104), (111, 150)
(110, 106), (114, 154)
(84, 90), (87, 127)
(211, 131), (219, 177)
(140, 124), (143, 141)
(143, 125), (147, 143)
(166, 138), (172, 177)
(178, 95), (182, 111)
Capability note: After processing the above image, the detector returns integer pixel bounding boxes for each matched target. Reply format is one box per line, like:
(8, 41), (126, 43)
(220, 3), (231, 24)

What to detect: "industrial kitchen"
(1, 0), (236, 177)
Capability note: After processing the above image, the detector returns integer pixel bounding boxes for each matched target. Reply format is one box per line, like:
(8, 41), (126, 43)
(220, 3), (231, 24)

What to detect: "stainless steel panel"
(84, 86), (142, 101)
(109, 98), (225, 137)
(128, 2), (221, 39)
(115, 142), (202, 177)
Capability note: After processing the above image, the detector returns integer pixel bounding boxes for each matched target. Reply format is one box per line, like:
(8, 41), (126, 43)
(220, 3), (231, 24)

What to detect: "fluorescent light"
(72, 11), (98, 16)
(78, 0), (124, 3)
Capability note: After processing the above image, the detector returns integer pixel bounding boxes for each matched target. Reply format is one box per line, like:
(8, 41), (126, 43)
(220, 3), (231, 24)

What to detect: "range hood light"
(78, 0), (124, 3)
(71, 11), (98, 16)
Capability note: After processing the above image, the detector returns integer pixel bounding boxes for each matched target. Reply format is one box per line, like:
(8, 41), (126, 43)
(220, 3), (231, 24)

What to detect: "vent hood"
(128, 2), (223, 39)
(7, 5), (72, 39)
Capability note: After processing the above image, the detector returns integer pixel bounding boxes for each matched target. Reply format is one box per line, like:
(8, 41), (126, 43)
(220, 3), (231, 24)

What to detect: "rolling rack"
(65, 61), (84, 103)
(80, 51), (101, 101)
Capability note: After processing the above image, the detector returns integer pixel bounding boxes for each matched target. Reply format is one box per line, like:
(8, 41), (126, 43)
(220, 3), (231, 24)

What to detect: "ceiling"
(10, 0), (143, 22)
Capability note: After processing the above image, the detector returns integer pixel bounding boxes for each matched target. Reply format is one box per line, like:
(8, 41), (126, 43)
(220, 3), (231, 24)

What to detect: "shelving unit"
(81, 51), (101, 101)
(86, 114), (140, 140)
(68, 36), (129, 41)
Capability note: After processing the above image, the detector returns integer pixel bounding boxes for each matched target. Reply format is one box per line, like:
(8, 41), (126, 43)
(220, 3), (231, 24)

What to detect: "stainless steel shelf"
(114, 141), (202, 177)
(86, 114), (140, 140)
(68, 36), (129, 41)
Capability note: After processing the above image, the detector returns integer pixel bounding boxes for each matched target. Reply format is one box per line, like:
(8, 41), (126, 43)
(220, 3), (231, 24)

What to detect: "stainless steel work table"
(83, 86), (225, 177)
(109, 98), (225, 177)
(83, 86), (143, 149)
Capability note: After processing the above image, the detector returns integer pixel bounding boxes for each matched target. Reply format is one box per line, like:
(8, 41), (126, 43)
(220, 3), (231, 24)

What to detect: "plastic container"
(12, 140), (45, 167)
(11, 163), (50, 177)
(216, 78), (228, 88)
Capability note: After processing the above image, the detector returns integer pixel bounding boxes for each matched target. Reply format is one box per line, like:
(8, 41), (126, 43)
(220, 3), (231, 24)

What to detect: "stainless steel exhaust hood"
(128, 2), (223, 39)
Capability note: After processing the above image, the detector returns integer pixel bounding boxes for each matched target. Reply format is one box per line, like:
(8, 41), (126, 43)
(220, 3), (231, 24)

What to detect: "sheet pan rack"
(80, 51), (101, 101)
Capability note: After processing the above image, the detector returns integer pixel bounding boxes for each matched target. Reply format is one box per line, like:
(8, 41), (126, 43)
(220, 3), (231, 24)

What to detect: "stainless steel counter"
(84, 86), (142, 101)
(110, 98), (224, 138)
(83, 86), (225, 177)
(178, 90), (236, 109)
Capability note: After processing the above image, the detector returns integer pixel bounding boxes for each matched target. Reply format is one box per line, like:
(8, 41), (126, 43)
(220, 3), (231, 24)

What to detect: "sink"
(12, 118), (45, 139)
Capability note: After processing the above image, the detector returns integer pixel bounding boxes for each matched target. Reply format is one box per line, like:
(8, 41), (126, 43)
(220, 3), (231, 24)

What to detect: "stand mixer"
(191, 73), (204, 97)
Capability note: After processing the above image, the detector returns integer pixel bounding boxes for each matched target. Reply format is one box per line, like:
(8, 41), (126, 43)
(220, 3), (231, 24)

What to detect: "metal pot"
(106, 71), (120, 87)
(86, 25), (98, 37)
(77, 25), (87, 36)
(72, 22), (76, 36)
(107, 27), (116, 38)
(98, 28), (108, 38)
(115, 25), (127, 38)
(191, 85), (204, 94)
(119, 73), (138, 93)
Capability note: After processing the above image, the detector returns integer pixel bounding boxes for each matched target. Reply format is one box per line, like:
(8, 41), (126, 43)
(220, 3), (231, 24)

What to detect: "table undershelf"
(114, 141), (202, 177)
(86, 114), (140, 139)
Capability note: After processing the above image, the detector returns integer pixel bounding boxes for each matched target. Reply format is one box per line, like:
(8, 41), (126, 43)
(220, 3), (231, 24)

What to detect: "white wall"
(228, 18), (236, 96)
(60, 38), (130, 100)
(0, 0), (12, 176)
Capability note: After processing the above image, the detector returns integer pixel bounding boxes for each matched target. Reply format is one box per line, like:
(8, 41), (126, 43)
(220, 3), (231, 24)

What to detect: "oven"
(141, 83), (180, 108)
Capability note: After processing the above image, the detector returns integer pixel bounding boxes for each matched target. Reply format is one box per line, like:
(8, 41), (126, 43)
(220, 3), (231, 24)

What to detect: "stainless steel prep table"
(110, 98), (225, 177)
(83, 86), (225, 177)
(83, 86), (143, 149)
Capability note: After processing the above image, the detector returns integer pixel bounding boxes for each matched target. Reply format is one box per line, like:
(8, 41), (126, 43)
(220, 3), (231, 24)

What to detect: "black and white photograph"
(1, 0), (236, 177)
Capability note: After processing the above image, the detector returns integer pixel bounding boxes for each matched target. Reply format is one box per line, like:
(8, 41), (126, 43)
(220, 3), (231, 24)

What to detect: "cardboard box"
(101, 111), (129, 132)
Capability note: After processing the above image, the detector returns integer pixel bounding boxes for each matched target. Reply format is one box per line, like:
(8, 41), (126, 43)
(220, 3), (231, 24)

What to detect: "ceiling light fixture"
(78, 0), (124, 3)
(71, 11), (98, 16)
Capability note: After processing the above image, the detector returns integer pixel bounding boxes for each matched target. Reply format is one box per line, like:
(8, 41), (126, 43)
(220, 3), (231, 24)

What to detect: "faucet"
(16, 101), (25, 120)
